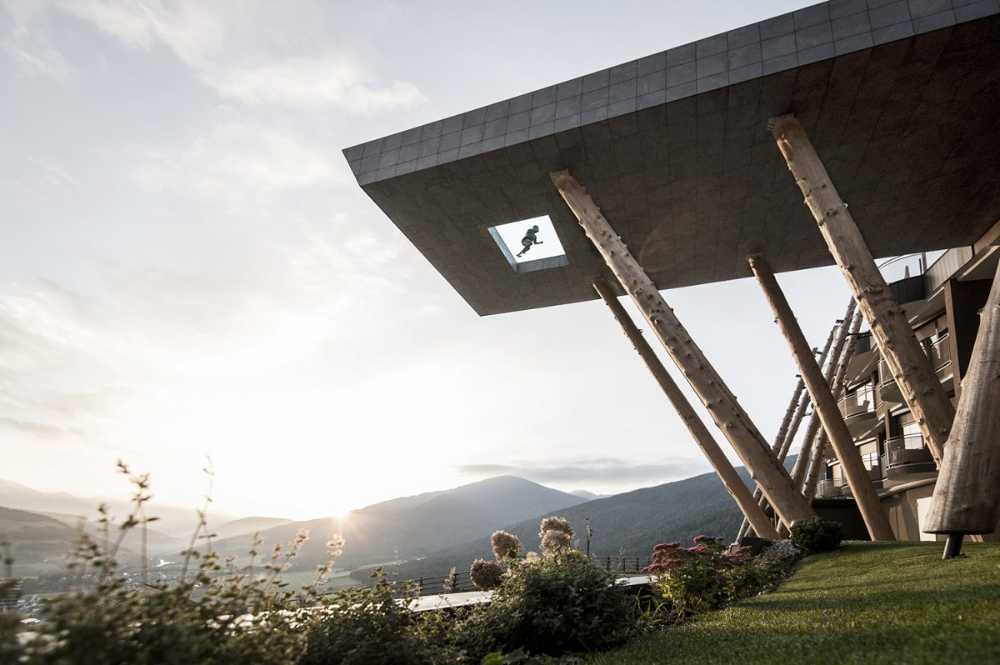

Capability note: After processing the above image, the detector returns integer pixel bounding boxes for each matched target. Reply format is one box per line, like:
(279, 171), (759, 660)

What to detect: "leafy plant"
(1, 461), (345, 665)
(301, 573), (453, 665)
(538, 517), (574, 556)
(456, 549), (637, 661)
(490, 531), (521, 561)
(470, 559), (506, 590)
(791, 518), (843, 554)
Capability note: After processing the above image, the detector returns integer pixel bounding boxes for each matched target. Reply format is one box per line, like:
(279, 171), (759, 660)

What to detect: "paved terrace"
(344, 1), (1000, 315)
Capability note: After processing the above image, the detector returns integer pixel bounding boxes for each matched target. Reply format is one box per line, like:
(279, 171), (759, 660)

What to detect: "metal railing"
(838, 385), (876, 418)
(390, 555), (650, 597)
(885, 435), (935, 469)
(815, 479), (840, 499)
(878, 334), (952, 388)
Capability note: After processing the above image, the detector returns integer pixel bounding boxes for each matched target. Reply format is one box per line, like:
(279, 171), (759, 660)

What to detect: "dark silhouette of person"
(516, 225), (543, 258)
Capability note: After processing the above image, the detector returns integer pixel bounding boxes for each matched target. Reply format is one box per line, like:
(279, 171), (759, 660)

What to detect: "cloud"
(456, 457), (709, 486)
(211, 58), (425, 112)
(59, 0), (425, 112)
(0, 415), (76, 437)
(0, 0), (72, 79)
(130, 122), (345, 200)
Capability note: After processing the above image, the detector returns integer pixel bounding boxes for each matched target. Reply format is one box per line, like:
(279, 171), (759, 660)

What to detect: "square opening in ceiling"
(488, 216), (568, 274)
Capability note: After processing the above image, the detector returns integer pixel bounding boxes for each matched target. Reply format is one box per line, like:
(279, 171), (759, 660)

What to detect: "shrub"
(643, 536), (767, 619)
(791, 518), (843, 554)
(757, 539), (802, 573)
(0, 462), (346, 665)
(538, 517), (574, 557)
(470, 559), (506, 590)
(491, 531), (521, 561)
(455, 551), (636, 661)
(301, 574), (451, 665)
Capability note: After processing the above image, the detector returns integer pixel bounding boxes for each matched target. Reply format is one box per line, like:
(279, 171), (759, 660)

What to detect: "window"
(859, 442), (879, 471)
(488, 216), (568, 274)
(902, 421), (924, 450)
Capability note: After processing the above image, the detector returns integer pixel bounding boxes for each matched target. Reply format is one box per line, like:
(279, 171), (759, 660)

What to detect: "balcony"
(884, 435), (936, 477)
(877, 334), (953, 405)
(815, 479), (842, 499)
(837, 386), (879, 438)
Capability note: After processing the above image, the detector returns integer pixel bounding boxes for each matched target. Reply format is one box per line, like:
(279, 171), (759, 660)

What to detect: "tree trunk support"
(769, 115), (954, 463)
(804, 308), (864, 499)
(791, 300), (856, 488)
(749, 255), (894, 541)
(593, 278), (780, 541)
(736, 376), (805, 540)
(552, 171), (816, 530)
(738, 327), (832, 540)
(926, 259), (1000, 544)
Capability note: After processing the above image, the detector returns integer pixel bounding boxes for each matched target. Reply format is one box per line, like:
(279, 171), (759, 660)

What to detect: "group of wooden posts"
(552, 115), (1000, 557)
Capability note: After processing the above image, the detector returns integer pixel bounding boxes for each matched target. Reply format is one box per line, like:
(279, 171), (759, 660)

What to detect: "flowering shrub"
(644, 536), (766, 619)
(643, 535), (804, 622)
(791, 518), (843, 554)
(455, 550), (637, 661)
(491, 531), (522, 561)
(538, 517), (574, 557)
(470, 558), (507, 590)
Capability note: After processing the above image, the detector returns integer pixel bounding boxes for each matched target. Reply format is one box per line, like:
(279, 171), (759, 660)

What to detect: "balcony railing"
(815, 479), (840, 499)
(885, 435), (935, 470)
(838, 386), (876, 419)
(878, 334), (952, 402)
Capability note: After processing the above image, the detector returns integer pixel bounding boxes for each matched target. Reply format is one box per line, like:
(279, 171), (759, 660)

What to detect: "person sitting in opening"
(516, 225), (543, 258)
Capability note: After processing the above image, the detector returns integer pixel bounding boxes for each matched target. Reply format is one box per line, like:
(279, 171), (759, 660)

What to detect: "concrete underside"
(345, 3), (1000, 316)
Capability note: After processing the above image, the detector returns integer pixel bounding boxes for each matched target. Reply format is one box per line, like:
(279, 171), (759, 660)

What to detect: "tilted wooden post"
(736, 377), (805, 540)
(769, 115), (954, 463)
(804, 308), (864, 499)
(552, 171), (816, 529)
(778, 329), (834, 463)
(593, 278), (780, 540)
(790, 300), (856, 488)
(738, 329), (832, 540)
(926, 261), (1000, 557)
(749, 255), (894, 540)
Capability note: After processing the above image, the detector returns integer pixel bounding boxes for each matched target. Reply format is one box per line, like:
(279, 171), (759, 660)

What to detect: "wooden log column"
(552, 171), (816, 529)
(749, 255), (894, 540)
(769, 115), (954, 463)
(804, 309), (864, 499)
(736, 377), (806, 540)
(926, 261), (1000, 556)
(593, 278), (780, 540)
(738, 329), (832, 540)
(790, 300), (856, 488)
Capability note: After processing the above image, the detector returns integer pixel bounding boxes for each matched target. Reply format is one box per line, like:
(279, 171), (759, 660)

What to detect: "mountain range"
(2, 462), (792, 582)
(210, 475), (589, 570)
(386, 466), (753, 582)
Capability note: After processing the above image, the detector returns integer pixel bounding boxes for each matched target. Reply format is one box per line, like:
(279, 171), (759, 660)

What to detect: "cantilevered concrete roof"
(344, 1), (1000, 315)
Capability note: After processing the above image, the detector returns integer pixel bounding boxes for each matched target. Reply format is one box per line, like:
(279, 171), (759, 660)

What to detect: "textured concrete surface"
(345, 1), (1000, 315)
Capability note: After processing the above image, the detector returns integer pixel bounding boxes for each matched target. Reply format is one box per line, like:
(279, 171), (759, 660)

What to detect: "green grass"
(589, 543), (1000, 665)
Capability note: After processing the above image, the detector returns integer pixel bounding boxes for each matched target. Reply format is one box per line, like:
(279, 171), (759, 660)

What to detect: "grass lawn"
(588, 542), (1000, 665)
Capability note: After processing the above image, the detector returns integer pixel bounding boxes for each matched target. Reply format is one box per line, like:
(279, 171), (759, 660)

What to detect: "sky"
(0, 0), (928, 521)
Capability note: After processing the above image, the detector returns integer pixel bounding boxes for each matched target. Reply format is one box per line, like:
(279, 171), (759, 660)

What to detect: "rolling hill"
(0, 477), (239, 538)
(212, 517), (293, 541)
(0, 506), (97, 575)
(211, 476), (589, 570)
(389, 464), (771, 582)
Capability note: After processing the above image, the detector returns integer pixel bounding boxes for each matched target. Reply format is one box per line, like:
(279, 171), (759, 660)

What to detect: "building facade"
(817, 244), (999, 541)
